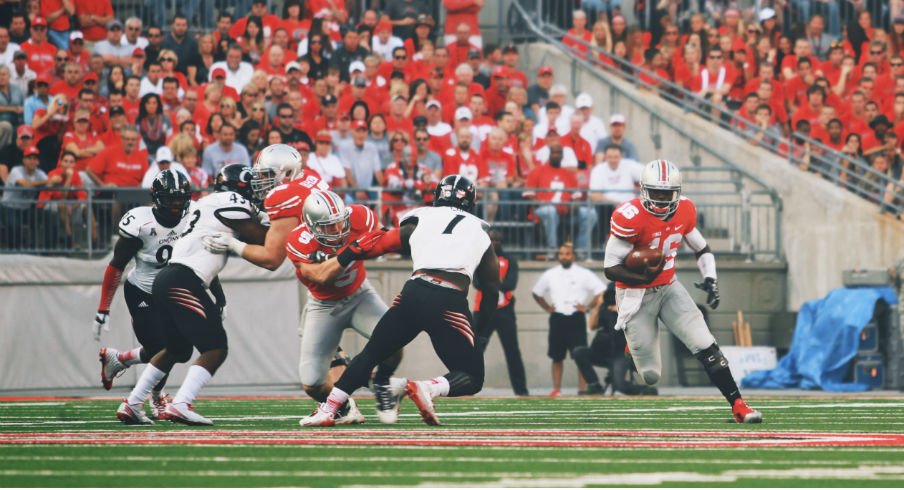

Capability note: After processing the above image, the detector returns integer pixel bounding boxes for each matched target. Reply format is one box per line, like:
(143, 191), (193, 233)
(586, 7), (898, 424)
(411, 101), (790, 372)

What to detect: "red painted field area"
(4, 429), (904, 448)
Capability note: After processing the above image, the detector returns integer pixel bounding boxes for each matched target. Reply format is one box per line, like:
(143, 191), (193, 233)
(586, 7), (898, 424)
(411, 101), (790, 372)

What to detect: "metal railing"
(522, 0), (895, 37)
(0, 185), (778, 260)
(504, 1), (785, 260)
(506, 0), (904, 218)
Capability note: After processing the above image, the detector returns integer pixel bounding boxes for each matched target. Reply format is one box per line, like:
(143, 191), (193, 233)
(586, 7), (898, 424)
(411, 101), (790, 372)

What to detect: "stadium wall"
(521, 43), (904, 310)
(0, 255), (784, 391)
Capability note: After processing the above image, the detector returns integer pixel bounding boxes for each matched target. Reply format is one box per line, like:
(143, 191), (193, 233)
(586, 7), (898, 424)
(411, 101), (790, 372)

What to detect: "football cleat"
(548, 389), (561, 397)
(406, 380), (440, 426)
(334, 398), (365, 425)
(299, 404), (336, 427)
(578, 383), (606, 396)
(99, 347), (126, 390)
(149, 392), (172, 420)
(116, 400), (154, 425)
(373, 382), (404, 424)
(732, 398), (763, 424)
(165, 402), (213, 426)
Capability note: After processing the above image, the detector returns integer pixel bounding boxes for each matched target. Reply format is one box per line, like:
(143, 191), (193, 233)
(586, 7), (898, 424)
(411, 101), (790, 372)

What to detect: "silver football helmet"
(303, 190), (351, 247)
(640, 159), (682, 218)
(250, 143), (303, 202)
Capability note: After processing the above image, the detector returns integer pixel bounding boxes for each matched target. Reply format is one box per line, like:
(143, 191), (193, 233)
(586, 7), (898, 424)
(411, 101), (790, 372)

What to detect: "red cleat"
(548, 389), (560, 397)
(732, 398), (763, 424)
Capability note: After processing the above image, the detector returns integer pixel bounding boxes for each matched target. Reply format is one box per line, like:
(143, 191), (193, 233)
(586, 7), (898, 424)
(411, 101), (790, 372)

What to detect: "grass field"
(1, 394), (904, 487)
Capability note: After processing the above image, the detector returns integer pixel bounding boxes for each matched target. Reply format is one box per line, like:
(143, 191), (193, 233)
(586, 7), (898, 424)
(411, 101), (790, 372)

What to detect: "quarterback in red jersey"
(285, 190), (404, 424)
(603, 159), (763, 424)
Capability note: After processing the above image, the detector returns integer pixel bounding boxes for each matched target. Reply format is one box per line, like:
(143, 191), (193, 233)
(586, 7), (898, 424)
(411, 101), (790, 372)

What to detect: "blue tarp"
(742, 287), (898, 392)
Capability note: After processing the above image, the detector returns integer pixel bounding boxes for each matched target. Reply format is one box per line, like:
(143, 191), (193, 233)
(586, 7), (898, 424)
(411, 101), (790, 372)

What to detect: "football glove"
(93, 311), (109, 341)
(695, 277), (721, 310)
(346, 229), (388, 257)
(310, 250), (331, 263)
(202, 233), (247, 256)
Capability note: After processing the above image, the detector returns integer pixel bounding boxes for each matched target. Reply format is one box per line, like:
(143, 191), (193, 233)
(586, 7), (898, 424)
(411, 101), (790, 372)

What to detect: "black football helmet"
(214, 164), (256, 202)
(151, 169), (192, 219)
(433, 174), (477, 213)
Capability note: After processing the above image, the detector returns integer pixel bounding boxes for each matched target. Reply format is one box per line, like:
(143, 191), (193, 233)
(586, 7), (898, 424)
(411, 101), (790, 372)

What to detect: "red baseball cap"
(31, 16), (47, 27)
(315, 132), (332, 143)
(352, 120), (368, 130)
(17, 126), (33, 138)
(84, 72), (99, 82)
(538, 65), (553, 76)
(24, 145), (40, 156)
(35, 73), (52, 85)
(375, 19), (392, 33)
(295, 141), (311, 151)
(132, 47), (145, 57)
(492, 65), (509, 78)
(211, 67), (226, 79)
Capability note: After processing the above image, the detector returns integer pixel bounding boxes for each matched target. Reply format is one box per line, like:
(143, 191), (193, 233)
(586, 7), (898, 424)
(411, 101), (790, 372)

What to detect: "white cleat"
(334, 398), (365, 425)
(374, 379), (406, 424)
(300, 404), (336, 427)
(99, 347), (126, 390)
(165, 402), (213, 426)
(116, 400), (154, 425)
(149, 392), (172, 420)
(406, 380), (440, 426)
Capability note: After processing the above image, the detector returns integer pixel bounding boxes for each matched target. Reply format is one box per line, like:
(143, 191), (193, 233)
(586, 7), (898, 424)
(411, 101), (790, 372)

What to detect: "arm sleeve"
(683, 227), (707, 252)
(97, 264), (123, 313)
(603, 235), (634, 268)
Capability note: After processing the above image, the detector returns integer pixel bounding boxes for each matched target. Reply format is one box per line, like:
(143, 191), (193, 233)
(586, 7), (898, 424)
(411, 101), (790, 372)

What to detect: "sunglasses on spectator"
(871, 50), (884, 55)
(127, 26), (140, 31)
(310, 39), (322, 44)
(709, 54), (722, 59)
(84, 80), (96, 84)
(666, 30), (678, 35)
(75, 118), (89, 123)
(56, 56), (69, 61)
(32, 26), (46, 31)
(893, 62), (904, 67)
(279, 114), (293, 118)
(415, 137), (429, 141)
(220, 103), (233, 108)
(252, 107), (265, 112)
(35, 82), (48, 87)
(161, 57), (175, 62)
(244, 92), (258, 97)
(391, 138), (407, 143)
(394, 55), (407, 60)
(148, 33), (162, 38)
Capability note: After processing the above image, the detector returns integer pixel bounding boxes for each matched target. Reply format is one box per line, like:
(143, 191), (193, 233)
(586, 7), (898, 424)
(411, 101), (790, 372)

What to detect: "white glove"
(203, 233), (247, 256)
(93, 311), (109, 341)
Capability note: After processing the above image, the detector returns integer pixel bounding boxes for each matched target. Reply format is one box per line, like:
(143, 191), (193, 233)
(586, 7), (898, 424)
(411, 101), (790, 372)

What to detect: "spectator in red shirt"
(696, 47), (734, 113)
(38, 150), (87, 245)
(562, 10), (593, 57)
(561, 114), (593, 168)
(50, 62), (83, 100)
(63, 108), (103, 171)
(21, 17), (57, 75)
(863, 115), (892, 155)
(443, 0), (482, 47)
(822, 118), (846, 152)
(74, 0), (113, 44)
(442, 125), (484, 182)
(782, 38), (813, 80)
(755, 80), (788, 129)
(784, 57), (815, 112)
(446, 22), (479, 70)
(85, 125), (148, 187)
(674, 42), (703, 91)
(230, 0), (282, 40)
(42, 0), (75, 50)
(500, 44), (528, 89)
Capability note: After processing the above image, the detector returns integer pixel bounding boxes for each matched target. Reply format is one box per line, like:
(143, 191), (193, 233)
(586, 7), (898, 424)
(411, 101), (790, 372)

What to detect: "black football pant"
(476, 304), (528, 395)
(152, 264), (227, 362)
(335, 278), (484, 397)
(572, 332), (650, 395)
(124, 280), (169, 391)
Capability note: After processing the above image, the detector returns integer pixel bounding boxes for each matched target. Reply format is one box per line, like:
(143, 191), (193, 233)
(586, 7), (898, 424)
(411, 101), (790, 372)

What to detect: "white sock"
(427, 376), (450, 398)
(172, 365), (213, 406)
(119, 348), (144, 367)
(325, 388), (349, 414)
(127, 364), (166, 406)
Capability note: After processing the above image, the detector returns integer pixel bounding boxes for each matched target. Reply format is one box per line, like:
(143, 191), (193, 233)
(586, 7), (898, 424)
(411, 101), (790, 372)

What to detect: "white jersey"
(118, 205), (195, 294)
(169, 191), (265, 287)
(401, 206), (491, 281)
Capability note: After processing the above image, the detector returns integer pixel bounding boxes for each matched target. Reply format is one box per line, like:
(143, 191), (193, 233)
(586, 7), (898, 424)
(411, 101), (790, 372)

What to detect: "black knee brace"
(695, 343), (729, 375)
(445, 370), (483, 397)
(330, 347), (350, 369)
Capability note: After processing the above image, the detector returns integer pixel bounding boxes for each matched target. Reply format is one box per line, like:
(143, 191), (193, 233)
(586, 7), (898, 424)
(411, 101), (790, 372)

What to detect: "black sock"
(705, 366), (741, 405)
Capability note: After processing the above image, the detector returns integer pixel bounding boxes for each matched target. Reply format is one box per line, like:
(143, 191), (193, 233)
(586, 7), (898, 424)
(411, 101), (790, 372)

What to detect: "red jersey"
(285, 204), (379, 300)
(262, 169), (329, 221)
(442, 147), (485, 182)
(75, 0), (112, 41)
(609, 197), (698, 289)
(62, 130), (100, 171)
(21, 40), (57, 74)
(88, 145), (148, 187)
(479, 147), (517, 186)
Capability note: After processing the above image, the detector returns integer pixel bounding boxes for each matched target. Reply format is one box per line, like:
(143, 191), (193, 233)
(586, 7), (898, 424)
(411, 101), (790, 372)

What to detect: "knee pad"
(695, 343), (729, 376)
(330, 348), (350, 369)
(641, 370), (660, 385)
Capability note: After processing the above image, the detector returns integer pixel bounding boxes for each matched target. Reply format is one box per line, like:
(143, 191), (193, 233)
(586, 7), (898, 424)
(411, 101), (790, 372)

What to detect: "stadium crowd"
(0, 0), (656, 257)
(560, 1), (904, 212)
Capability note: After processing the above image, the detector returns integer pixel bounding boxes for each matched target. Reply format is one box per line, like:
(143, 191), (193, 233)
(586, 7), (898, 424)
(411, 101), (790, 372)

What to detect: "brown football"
(624, 247), (664, 271)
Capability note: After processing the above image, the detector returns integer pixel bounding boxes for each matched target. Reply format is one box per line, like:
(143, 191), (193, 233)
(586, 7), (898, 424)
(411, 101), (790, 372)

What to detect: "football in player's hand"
(625, 246), (664, 272)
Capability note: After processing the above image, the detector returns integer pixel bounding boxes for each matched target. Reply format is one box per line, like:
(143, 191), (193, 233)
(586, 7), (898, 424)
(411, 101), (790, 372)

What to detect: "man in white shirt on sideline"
(141, 146), (189, 188)
(307, 131), (349, 190)
(208, 44), (254, 92)
(534, 130), (578, 168)
(532, 242), (606, 397)
(575, 92), (607, 150)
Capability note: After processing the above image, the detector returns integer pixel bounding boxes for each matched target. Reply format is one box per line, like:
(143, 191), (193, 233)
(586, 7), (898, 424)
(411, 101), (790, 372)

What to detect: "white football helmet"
(250, 144), (303, 202)
(640, 159), (682, 218)
(303, 190), (351, 247)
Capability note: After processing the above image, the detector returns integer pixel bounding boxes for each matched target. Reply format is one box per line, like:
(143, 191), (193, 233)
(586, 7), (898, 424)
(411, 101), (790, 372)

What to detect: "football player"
(602, 159), (763, 423)
(301, 175), (501, 427)
(116, 164), (268, 426)
(94, 169), (205, 419)
(286, 190), (403, 423)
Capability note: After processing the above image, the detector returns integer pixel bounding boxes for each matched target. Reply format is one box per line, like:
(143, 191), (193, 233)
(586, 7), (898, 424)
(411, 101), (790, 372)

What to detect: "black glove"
(694, 277), (720, 310)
